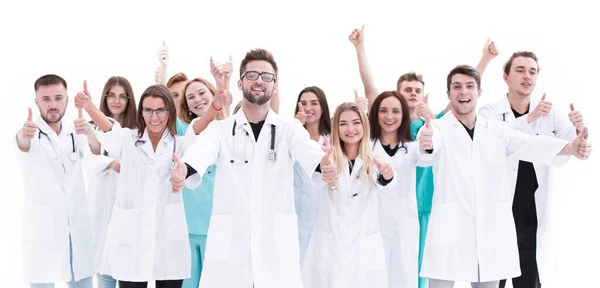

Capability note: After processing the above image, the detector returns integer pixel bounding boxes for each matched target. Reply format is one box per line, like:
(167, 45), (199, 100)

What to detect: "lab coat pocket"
(206, 214), (233, 262)
(165, 204), (188, 242)
(112, 206), (138, 245)
(428, 203), (458, 247)
(360, 233), (386, 272)
(25, 205), (54, 241)
(274, 212), (300, 262)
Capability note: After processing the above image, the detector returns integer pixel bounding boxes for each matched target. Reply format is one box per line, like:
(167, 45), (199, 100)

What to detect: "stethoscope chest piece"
(69, 152), (78, 162)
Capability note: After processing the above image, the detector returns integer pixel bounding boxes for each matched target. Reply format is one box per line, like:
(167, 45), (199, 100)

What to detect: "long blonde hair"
(330, 102), (375, 185)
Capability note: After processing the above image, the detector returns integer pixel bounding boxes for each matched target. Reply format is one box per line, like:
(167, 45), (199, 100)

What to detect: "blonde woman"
(302, 102), (396, 288)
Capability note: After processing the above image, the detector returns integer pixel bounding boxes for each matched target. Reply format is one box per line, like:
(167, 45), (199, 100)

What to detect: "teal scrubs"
(177, 118), (216, 288)
(411, 110), (445, 288)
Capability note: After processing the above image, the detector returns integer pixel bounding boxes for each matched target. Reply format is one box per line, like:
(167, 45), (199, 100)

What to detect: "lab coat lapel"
(138, 129), (155, 161)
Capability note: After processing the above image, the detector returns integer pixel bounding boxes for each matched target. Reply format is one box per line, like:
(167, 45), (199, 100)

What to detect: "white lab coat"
(302, 156), (393, 288)
(17, 118), (94, 283)
(294, 135), (328, 265)
(98, 124), (192, 282)
(83, 123), (119, 272)
(417, 111), (569, 282)
(183, 109), (324, 288)
(372, 139), (428, 288)
(479, 96), (576, 283)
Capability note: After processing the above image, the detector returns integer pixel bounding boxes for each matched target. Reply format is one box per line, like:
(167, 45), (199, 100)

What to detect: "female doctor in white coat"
(76, 84), (194, 288)
(293, 86), (332, 265)
(83, 76), (137, 288)
(368, 91), (428, 288)
(302, 102), (396, 288)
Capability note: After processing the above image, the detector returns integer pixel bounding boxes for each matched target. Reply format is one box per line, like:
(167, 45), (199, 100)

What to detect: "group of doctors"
(16, 25), (592, 288)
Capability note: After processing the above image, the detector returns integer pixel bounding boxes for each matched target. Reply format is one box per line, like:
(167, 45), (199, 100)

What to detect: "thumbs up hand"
(74, 106), (92, 135)
(157, 40), (169, 67)
(170, 153), (188, 193)
(75, 80), (92, 111)
(415, 93), (434, 119)
(373, 157), (393, 180)
(296, 102), (307, 125)
(320, 136), (337, 184)
(20, 107), (37, 140)
(354, 89), (369, 113)
(568, 103), (585, 133)
(348, 24), (365, 46)
(570, 127), (592, 160)
(419, 115), (433, 150)
(483, 37), (499, 60)
(527, 93), (552, 123)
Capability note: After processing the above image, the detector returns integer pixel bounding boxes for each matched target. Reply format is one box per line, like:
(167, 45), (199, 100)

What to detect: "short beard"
(41, 109), (64, 124)
(243, 89), (272, 105)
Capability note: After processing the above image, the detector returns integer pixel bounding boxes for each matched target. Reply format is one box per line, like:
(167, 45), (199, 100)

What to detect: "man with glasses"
(479, 52), (588, 288)
(169, 48), (333, 288)
(16, 74), (101, 288)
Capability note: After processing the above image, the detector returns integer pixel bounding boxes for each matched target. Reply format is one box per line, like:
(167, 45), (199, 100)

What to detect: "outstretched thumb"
(578, 127), (588, 140)
(78, 107), (83, 118)
(83, 80), (90, 96)
(27, 107), (32, 122)
(424, 93), (429, 104)
(541, 93), (546, 101)
(298, 102), (304, 113)
(570, 103), (575, 112)
(425, 114), (431, 129)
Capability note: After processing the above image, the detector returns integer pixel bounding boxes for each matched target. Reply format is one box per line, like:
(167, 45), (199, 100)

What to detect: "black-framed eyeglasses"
(142, 107), (169, 117)
(105, 93), (130, 103)
(241, 71), (276, 82)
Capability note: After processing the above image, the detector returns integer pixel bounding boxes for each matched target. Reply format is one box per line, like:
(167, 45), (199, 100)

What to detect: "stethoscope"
(372, 138), (408, 154)
(38, 128), (78, 161)
(230, 119), (277, 164)
(135, 135), (177, 170)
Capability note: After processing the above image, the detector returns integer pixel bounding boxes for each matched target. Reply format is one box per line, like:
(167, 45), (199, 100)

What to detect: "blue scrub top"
(177, 118), (215, 235)
(410, 110), (445, 214)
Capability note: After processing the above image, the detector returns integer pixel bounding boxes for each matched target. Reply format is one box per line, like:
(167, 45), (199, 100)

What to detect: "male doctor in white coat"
(416, 65), (592, 288)
(479, 51), (587, 288)
(16, 74), (101, 288)
(169, 48), (334, 288)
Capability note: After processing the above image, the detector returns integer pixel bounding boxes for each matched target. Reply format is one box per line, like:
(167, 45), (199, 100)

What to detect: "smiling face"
(238, 60), (277, 105)
(338, 110), (364, 145)
(377, 96), (403, 134)
(184, 81), (214, 117)
(447, 73), (481, 116)
(298, 91), (323, 125)
(141, 96), (169, 135)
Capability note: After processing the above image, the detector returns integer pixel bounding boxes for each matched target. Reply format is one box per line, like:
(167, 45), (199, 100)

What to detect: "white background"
(1, 0), (598, 287)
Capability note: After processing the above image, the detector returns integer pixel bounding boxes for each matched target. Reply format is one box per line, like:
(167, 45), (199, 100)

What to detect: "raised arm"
(75, 80), (113, 132)
(156, 41), (169, 86)
(349, 25), (379, 111)
(73, 107), (101, 155)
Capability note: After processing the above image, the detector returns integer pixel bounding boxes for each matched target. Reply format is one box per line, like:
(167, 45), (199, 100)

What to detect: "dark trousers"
(499, 226), (541, 288)
(119, 279), (183, 288)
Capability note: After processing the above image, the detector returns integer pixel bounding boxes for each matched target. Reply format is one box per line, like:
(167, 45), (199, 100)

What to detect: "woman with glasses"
(292, 86), (331, 265)
(84, 76), (137, 288)
(76, 84), (195, 288)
